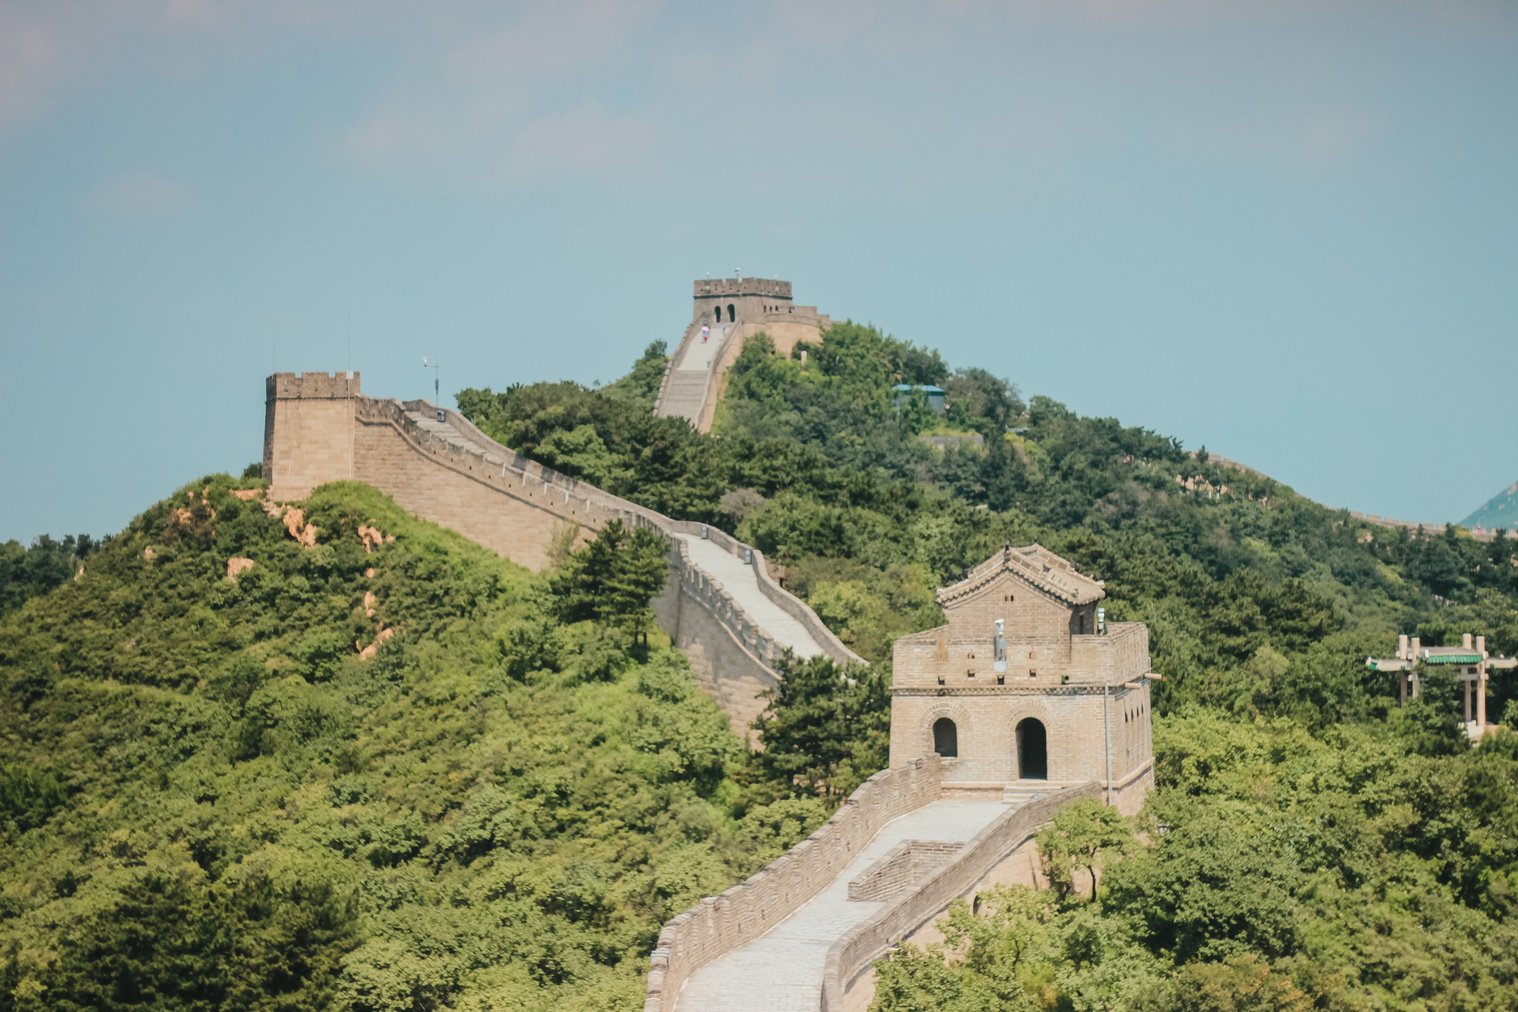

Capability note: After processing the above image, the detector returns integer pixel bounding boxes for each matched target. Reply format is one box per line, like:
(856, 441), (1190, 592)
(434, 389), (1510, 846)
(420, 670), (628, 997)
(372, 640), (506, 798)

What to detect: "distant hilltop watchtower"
(657, 277), (832, 432)
(693, 276), (794, 326)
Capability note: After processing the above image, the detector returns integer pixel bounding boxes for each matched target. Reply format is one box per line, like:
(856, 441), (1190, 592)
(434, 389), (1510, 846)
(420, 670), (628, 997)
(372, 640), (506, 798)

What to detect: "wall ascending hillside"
(263, 372), (862, 731)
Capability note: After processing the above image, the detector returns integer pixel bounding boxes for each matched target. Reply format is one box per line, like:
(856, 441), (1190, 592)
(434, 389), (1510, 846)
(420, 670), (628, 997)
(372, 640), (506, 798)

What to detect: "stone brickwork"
(264, 372), (360, 500)
(695, 277), (793, 299)
(262, 372), (862, 733)
(655, 278), (830, 432)
(890, 545), (1156, 814)
(822, 783), (1102, 1011)
(644, 757), (947, 1012)
(847, 841), (963, 902)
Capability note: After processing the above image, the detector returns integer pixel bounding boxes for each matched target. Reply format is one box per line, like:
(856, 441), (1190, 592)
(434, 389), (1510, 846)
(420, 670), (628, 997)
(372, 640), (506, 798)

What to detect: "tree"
(1105, 800), (1303, 963)
(751, 654), (888, 801)
(873, 887), (1058, 1011)
(551, 519), (668, 644)
(1036, 797), (1135, 903)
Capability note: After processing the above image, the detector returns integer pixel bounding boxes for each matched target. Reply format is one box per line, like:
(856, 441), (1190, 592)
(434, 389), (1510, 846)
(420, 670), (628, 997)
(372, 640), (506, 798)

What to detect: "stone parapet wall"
(694, 277), (792, 299)
(268, 371), (362, 400)
(821, 782), (1102, 1011)
(353, 396), (852, 669)
(643, 757), (946, 1012)
(1067, 622), (1150, 684)
(847, 841), (963, 902)
(666, 520), (864, 669)
(653, 319), (706, 416)
(262, 388), (858, 729)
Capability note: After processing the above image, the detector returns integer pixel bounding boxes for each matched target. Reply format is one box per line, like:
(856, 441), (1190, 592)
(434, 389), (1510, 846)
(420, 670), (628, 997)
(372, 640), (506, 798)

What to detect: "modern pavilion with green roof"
(1368, 633), (1517, 738)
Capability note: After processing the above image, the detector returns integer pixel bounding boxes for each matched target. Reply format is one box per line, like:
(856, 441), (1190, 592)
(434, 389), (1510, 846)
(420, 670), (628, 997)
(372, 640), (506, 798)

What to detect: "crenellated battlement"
(694, 277), (792, 299)
(266, 371), (361, 400)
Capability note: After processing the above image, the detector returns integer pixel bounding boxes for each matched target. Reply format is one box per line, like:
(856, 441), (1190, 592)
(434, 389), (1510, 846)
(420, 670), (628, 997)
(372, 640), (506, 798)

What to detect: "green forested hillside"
(458, 324), (1518, 1009)
(4, 318), (1516, 1011)
(0, 478), (821, 1010)
(461, 327), (1518, 728)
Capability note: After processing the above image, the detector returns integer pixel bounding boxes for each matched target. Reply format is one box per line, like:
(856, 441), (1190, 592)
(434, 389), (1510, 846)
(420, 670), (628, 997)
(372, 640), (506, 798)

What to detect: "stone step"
(1001, 781), (1064, 805)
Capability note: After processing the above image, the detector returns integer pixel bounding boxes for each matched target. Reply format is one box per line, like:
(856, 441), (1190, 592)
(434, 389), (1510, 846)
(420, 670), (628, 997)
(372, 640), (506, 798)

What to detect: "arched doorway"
(727, 302), (736, 322)
(932, 717), (958, 758)
(714, 305), (723, 322)
(1016, 718), (1047, 779)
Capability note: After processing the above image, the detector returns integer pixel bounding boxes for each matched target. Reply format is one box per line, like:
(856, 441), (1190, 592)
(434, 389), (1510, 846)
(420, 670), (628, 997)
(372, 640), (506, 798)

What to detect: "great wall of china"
(262, 370), (861, 735)
(653, 277), (830, 432)
(1202, 454), (1511, 544)
(261, 278), (1515, 1009)
(259, 279), (1153, 1011)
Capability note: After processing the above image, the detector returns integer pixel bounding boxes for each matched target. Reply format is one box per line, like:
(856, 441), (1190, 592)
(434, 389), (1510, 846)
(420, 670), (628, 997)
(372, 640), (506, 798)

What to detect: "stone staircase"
(654, 320), (733, 426)
(656, 371), (712, 423)
(1001, 781), (1069, 805)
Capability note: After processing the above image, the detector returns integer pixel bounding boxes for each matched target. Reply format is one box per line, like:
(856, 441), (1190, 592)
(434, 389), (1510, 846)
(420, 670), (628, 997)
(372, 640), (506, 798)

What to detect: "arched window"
(1016, 718), (1047, 779)
(932, 717), (958, 758)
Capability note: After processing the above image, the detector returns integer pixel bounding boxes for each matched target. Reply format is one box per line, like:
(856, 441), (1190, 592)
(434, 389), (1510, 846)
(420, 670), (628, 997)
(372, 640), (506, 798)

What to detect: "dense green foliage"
(0, 535), (99, 617)
(460, 321), (1518, 728)
(4, 314), (1516, 1008)
(749, 654), (889, 803)
(0, 478), (823, 1009)
(458, 320), (1518, 1007)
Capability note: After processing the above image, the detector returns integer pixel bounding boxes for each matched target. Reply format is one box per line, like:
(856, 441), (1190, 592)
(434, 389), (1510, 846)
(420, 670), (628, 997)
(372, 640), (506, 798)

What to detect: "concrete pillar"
(1399, 671), (1407, 705)
(1478, 664), (1488, 728)
(1464, 673), (1473, 723)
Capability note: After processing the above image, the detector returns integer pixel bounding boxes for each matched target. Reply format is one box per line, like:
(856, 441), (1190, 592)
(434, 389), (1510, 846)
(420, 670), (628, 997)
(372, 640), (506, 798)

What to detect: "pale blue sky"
(2, 1), (1515, 541)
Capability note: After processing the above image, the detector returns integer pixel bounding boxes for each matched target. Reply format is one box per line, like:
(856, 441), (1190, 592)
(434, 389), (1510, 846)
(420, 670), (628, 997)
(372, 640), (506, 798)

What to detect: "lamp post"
(421, 356), (440, 406)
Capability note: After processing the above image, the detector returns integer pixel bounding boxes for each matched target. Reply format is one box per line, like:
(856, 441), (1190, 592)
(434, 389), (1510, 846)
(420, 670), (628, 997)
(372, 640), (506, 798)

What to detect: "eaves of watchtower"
(937, 543), (1105, 613)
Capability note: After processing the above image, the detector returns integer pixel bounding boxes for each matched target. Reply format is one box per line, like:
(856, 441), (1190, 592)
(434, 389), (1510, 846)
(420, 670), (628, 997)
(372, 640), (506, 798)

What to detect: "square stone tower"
(890, 545), (1155, 813)
(262, 371), (360, 501)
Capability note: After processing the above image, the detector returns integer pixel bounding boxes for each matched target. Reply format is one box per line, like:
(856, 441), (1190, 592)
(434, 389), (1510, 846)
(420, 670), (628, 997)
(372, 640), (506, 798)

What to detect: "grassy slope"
(0, 477), (816, 1011)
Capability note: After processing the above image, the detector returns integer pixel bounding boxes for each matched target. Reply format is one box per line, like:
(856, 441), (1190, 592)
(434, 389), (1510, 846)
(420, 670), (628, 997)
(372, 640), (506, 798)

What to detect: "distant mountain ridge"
(1462, 480), (1518, 532)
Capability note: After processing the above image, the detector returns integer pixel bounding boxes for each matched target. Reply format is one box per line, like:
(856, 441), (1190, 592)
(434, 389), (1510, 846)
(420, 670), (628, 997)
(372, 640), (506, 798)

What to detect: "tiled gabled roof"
(937, 543), (1105, 608)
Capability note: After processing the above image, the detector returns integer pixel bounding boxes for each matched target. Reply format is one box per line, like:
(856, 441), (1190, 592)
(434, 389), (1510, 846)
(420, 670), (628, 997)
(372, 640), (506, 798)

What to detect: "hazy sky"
(2, 1), (1515, 541)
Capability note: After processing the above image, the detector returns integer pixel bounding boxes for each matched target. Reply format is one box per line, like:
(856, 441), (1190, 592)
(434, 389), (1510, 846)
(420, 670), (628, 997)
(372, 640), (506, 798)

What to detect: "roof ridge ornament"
(936, 544), (1105, 608)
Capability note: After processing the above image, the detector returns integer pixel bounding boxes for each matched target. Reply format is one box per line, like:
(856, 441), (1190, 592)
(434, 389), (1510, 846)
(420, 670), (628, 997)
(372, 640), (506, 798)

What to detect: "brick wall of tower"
(263, 372), (360, 500)
(889, 559), (1153, 809)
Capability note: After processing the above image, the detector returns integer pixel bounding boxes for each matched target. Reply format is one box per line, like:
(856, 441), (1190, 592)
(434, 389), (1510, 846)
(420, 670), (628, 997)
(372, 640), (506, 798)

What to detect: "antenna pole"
(421, 356), (441, 407)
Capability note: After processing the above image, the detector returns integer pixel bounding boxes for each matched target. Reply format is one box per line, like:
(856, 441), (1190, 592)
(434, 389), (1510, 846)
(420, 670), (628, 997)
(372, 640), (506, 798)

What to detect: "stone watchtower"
(692, 277), (795, 327)
(890, 545), (1156, 814)
(262, 371), (361, 501)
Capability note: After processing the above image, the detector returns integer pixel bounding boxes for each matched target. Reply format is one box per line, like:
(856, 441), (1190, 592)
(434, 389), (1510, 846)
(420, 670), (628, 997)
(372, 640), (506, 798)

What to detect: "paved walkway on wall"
(675, 798), (1011, 1012)
(675, 324), (730, 373)
(402, 407), (834, 664)
(672, 533), (827, 660)
(656, 324), (732, 423)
